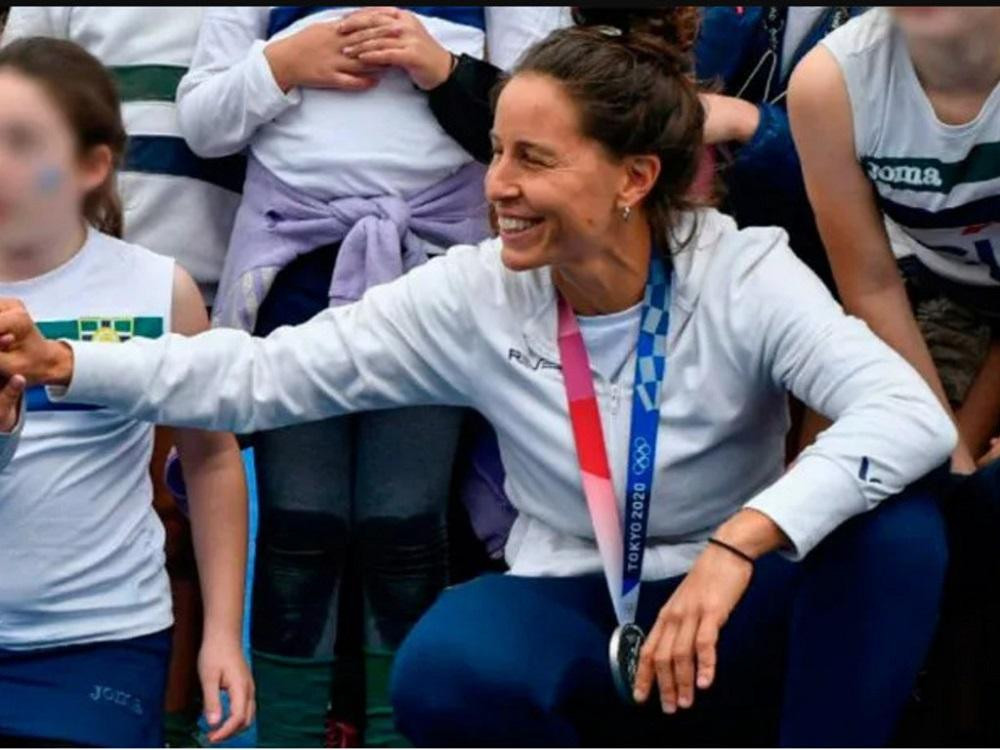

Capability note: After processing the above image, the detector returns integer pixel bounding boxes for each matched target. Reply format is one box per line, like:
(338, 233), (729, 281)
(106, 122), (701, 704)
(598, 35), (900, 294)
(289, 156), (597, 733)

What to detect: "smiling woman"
(486, 14), (703, 311)
(0, 12), (957, 747)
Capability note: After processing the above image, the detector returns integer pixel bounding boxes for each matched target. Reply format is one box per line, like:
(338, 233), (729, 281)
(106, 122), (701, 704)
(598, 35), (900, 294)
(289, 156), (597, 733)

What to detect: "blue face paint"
(35, 165), (64, 194)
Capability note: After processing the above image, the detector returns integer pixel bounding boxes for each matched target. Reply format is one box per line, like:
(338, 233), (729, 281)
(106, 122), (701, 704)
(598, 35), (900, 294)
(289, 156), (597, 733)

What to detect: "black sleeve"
(426, 53), (502, 165)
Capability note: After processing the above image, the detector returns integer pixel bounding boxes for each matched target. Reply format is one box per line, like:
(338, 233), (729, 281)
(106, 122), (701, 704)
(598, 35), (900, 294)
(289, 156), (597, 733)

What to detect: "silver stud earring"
(621, 204), (632, 221)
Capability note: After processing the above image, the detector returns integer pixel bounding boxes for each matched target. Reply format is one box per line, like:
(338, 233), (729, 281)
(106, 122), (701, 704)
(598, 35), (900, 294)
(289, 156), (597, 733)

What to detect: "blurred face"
(486, 73), (654, 272)
(891, 7), (1000, 43)
(0, 69), (109, 248)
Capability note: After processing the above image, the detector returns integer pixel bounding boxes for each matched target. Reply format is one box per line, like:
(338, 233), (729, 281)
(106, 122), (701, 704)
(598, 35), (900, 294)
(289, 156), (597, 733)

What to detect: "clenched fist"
(0, 298), (73, 388)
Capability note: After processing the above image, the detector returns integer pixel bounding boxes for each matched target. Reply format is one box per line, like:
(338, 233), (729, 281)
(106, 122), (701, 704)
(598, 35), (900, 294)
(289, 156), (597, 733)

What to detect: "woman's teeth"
(498, 217), (539, 232)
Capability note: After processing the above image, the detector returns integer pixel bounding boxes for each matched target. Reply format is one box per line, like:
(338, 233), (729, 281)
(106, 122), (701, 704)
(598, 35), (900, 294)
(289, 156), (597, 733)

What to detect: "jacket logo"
(865, 162), (942, 188)
(508, 348), (560, 372)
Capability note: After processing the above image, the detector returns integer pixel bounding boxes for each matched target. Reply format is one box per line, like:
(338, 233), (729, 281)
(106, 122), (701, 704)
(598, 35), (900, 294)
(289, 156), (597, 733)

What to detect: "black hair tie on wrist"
(707, 537), (755, 567)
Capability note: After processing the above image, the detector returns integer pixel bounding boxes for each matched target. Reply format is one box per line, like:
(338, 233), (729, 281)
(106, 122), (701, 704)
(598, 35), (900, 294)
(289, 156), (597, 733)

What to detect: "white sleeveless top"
(823, 9), (1000, 287)
(0, 227), (174, 649)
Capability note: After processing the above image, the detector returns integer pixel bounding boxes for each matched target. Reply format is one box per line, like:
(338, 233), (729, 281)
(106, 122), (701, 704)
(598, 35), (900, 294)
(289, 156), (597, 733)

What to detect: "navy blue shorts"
(0, 629), (170, 747)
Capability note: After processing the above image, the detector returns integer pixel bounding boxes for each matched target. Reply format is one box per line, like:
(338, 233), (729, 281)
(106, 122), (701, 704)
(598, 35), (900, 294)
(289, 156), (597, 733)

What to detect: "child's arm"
(957, 340), (1000, 460)
(170, 266), (254, 744)
(175, 7), (295, 158)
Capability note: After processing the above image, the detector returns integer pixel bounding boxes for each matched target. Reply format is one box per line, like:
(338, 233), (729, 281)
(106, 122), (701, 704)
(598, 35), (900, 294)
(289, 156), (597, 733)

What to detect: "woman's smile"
(496, 211), (545, 247)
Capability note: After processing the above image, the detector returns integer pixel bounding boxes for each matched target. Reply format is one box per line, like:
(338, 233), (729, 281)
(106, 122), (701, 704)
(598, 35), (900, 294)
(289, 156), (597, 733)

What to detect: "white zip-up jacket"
(54, 210), (956, 579)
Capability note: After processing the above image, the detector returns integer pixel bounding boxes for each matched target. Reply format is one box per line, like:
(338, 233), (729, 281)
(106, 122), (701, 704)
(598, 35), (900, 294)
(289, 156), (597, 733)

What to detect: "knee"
(874, 492), (947, 573)
(390, 610), (477, 746)
(390, 578), (519, 745)
(835, 492), (949, 596)
(359, 514), (449, 647)
(257, 507), (349, 559)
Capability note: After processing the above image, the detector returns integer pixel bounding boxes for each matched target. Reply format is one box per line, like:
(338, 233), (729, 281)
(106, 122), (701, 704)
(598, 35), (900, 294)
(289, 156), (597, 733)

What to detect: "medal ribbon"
(556, 257), (671, 624)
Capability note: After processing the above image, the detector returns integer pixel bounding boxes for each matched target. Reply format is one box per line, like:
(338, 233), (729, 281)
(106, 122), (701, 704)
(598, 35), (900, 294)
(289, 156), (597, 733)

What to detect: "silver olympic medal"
(609, 622), (645, 705)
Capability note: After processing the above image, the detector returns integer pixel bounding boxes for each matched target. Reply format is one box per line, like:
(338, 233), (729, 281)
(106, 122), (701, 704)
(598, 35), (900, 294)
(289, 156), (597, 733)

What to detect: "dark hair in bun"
(570, 7), (699, 73)
(504, 7), (707, 255)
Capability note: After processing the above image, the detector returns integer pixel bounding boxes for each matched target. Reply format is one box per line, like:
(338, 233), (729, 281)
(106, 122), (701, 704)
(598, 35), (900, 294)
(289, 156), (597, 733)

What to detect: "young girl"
(789, 7), (1000, 472)
(1, 10), (247, 742)
(0, 38), (252, 746)
(175, 7), (564, 745)
(790, 8), (1000, 739)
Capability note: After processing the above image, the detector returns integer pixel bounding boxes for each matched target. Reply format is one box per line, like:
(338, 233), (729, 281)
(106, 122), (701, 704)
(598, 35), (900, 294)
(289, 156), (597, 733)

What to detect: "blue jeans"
(392, 487), (947, 747)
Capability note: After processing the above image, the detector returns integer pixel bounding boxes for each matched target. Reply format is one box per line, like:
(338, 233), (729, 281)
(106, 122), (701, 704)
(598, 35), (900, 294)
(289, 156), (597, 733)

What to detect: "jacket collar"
(520, 210), (715, 363)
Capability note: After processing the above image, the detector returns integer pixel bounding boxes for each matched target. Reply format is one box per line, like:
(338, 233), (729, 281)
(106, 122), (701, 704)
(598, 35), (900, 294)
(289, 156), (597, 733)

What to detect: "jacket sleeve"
(732, 230), (956, 558)
(729, 103), (807, 197)
(51, 247), (483, 433)
(428, 7), (571, 165)
(427, 54), (501, 165)
(0, 396), (25, 471)
(175, 7), (300, 158)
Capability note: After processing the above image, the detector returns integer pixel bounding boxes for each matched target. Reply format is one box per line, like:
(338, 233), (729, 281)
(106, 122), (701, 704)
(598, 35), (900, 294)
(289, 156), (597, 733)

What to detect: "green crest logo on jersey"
(79, 318), (135, 343)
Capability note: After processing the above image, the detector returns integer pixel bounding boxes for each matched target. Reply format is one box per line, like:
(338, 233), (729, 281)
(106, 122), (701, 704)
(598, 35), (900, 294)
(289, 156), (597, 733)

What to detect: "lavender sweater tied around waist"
(212, 155), (489, 331)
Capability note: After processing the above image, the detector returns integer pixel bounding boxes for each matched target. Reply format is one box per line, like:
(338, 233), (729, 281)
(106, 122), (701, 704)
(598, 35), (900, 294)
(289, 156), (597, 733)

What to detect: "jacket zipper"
(607, 380), (622, 513)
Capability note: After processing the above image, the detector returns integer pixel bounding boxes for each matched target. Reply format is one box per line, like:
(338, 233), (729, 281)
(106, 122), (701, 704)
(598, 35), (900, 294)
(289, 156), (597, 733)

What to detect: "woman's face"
(0, 70), (107, 248)
(892, 7), (1000, 43)
(486, 73), (637, 272)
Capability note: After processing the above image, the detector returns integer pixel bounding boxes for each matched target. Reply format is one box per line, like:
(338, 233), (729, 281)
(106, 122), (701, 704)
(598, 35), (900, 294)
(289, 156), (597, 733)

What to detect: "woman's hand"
(198, 632), (256, 744)
(632, 543), (753, 713)
(0, 374), (25, 433)
(633, 509), (786, 713)
(0, 299), (73, 387)
(339, 7), (455, 91)
(700, 93), (761, 145)
(263, 19), (382, 93)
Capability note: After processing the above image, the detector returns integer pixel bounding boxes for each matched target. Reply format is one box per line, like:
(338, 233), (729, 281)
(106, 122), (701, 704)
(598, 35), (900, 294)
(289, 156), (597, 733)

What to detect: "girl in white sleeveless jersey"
(790, 7), (1000, 472)
(0, 38), (253, 746)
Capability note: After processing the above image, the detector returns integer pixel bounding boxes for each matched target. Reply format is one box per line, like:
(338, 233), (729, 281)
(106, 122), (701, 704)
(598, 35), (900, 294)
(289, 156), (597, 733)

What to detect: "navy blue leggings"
(391, 488), (948, 747)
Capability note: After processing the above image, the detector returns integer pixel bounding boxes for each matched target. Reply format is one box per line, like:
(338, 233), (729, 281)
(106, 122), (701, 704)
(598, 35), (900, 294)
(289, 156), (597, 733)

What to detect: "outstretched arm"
(0, 247), (481, 434)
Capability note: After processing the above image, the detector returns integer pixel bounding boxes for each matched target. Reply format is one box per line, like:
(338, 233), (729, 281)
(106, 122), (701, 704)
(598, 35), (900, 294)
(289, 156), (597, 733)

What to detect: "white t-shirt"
(0, 228), (174, 649)
(578, 302), (642, 383)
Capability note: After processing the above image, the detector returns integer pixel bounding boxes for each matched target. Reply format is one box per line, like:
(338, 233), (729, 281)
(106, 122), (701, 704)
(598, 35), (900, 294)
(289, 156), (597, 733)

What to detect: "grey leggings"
(250, 241), (462, 659)
(250, 407), (461, 657)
